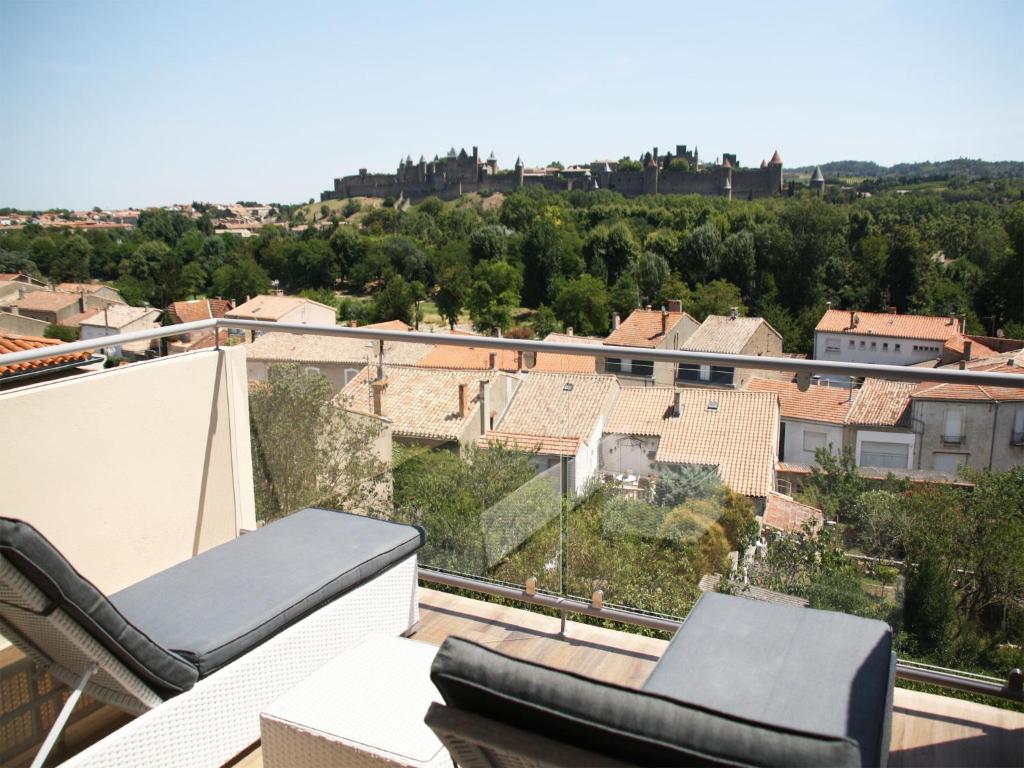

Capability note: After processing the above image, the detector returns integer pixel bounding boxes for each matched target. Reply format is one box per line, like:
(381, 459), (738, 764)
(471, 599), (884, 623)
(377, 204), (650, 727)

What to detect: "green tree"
(249, 364), (389, 522)
(210, 258), (271, 303)
(904, 552), (956, 653)
(50, 235), (92, 282)
(686, 279), (745, 321)
(634, 251), (670, 306)
(530, 304), (561, 338)
(468, 224), (508, 263)
(552, 274), (610, 336)
(372, 275), (417, 325)
(466, 260), (522, 332)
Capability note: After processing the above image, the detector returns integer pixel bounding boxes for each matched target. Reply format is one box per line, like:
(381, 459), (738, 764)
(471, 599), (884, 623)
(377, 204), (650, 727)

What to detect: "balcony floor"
(6, 588), (1021, 767)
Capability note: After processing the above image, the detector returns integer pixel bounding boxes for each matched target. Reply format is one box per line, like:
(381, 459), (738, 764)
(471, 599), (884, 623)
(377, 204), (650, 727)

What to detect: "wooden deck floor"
(6, 588), (1022, 767)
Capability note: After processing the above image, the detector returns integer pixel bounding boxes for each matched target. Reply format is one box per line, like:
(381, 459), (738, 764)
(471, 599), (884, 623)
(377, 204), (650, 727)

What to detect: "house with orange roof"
(747, 378), (853, 464)
(601, 387), (779, 503)
(56, 282), (125, 306)
(476, 372), (620, 492)
(845, 379), (917, 470)
(416, 330), (600, 375)
(677, 312), (783, 389)
(164, 298), (236, 354)
(600, 301), (699, 385)
(225, 295), (336, 342)
(0, 333), (102, 390)
(761, 492), (824, 535)
(814, 308), (965, 368)
(909, 351), (1024, 473)
(337, 365), (520, 452)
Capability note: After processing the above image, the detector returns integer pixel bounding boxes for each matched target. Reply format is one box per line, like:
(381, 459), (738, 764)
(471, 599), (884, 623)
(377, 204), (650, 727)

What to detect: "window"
(631, 360), (655, 378)
(605, 358), (622, 373)
(677, 364), (700, 382)
(803, 431), (827, 453)
(1013, 408), (1024, 446)
(859, 341), (865, 348)
(882, 343), (889, 351)
(895, 344), (901, 352)
(825, 337), (840, 353)
(343, 368), (359, 385)
(709, 366), (734, 385)
(934, 453), (968, 474)
(303, 366), (321, 376)
(848, 340), (855, 347)
(870, 341), (877, 349)
(699, 364), (711, 381)
(943, 408), (964, 444)
(860, 440), (910, 469)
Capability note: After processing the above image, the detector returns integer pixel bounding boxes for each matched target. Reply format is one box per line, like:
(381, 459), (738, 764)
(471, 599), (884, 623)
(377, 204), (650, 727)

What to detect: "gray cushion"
(643, 592), (894, 767)
(430, 636), (862, 768)
(0, 517), (199, 698)
(111, 508), (423, 677)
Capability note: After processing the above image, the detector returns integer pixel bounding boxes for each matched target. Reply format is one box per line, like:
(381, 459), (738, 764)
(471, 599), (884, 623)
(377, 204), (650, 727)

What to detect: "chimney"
(959, 314), (967, 333)
(566, 327), (574, 336)
(371, 378), (388, 417)
(963, 340), (973, 361)
(489, 351), (498, 370)
(849, 310), (856, 330)
(493, 326), (502, 338)
(959, 359), (967, 370)
(17, 287), (25, 300)
(671, 391), (682, 419)
(666, 299), (682, 313)
(612, 312), (621, 330)
(948, 312), (956, 327)
(661, 309), (668, 335)
(349, 319), (357, 327)
(479, 380), (491, 434)
(516, 350), (524, 372)
(888, 306), (898, 314)
(79, 294), (87, 313)
(458, 383), (468, 418)
(729, 306), (739, 320)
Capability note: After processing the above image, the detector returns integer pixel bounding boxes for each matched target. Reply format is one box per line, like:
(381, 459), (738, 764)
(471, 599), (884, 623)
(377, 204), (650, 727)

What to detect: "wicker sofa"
(0, 507), (424, 767)
(426, 592), (896, 768)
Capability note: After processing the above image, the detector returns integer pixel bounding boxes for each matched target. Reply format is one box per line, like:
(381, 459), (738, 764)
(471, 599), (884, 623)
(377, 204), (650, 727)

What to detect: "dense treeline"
(1, 180), (1022, 350)
(790, 158), (1024, 180)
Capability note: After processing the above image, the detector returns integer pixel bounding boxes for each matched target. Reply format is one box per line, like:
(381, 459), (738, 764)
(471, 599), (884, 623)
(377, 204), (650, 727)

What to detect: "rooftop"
(845, 379), (916, 426)
(762, 491), (825, 534)
(747, 377), (853, 424)
(246, 329), (432, 366)
(338, 365), (513, 441)
(7, 290), (80, 311)
(78, 305), (160, 329)
(604, 308), (695, 348)
(912, 352), (1024, 402)
(486, 371), (618, 444)
(225, 294), (335, 321)
(605, 387), (778, 496)
(166, 298), (234, 324)
(415, 331), (600, 374)
(0, 332), (96, 379)
(681, 314), (778, 354)
(816, 308), (964, 341)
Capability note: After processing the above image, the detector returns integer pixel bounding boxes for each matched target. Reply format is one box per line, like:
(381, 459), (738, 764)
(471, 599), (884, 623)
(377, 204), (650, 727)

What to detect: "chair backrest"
(427, 637), (863, 768)
(0, 517), (199, 712)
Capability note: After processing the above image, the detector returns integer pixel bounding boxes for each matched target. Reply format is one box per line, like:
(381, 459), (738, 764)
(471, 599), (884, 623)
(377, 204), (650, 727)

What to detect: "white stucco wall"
(855, 429), (916, 470)
(0, 346), (256, 593)
(780, 419), (845, 465)
(600, 433), (659, 476)
(280, 302), (337, 327)
(814, 331), (945, 367)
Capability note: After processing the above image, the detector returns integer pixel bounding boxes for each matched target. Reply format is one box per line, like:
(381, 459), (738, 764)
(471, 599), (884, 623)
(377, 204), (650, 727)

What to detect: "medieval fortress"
(320, 144), (816, 203)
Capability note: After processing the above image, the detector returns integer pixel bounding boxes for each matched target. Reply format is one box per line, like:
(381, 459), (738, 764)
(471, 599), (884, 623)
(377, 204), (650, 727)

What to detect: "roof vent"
(729, 307), (739, 320)
(707, 400), (719, 412)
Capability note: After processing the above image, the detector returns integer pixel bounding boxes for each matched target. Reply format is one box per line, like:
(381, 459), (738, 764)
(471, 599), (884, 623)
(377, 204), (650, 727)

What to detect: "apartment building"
(814, 308), (965, 366)
(677, 313), (783, 389)
(600, 302), (699, 385)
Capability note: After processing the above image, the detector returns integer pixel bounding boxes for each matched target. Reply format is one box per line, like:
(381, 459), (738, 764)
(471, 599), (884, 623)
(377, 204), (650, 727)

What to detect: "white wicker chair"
(1, 511), (421, 768)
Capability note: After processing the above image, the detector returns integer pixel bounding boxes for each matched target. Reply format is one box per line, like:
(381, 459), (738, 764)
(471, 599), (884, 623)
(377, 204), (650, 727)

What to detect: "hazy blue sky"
(2, 0), (1021, 209)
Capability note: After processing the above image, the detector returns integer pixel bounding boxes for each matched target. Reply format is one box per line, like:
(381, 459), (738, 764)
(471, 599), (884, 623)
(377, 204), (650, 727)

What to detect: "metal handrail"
(2, 317), (1023, 389)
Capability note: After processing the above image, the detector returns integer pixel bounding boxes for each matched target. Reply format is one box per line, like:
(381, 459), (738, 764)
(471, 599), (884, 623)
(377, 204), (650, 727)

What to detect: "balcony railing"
(2, 318), (1023, 704)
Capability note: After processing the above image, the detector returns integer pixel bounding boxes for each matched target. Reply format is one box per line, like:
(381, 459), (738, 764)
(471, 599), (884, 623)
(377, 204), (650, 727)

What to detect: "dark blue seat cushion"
(431, 636), (863, 767)
(1, 517), (200, 698)
(111, 508), (423, 677)
(643, 592), (895, 767)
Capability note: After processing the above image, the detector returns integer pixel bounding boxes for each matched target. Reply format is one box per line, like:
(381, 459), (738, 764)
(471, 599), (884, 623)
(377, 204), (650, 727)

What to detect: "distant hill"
(789, 158), (1024, 180)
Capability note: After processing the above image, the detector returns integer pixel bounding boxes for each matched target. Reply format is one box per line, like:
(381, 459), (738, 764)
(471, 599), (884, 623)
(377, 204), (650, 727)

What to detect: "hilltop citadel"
(321, 144), (820, 203)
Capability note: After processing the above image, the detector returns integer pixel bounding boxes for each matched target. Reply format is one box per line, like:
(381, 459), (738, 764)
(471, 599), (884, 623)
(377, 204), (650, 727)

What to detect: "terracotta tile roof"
(12, 291), (80, 311)
(56, 282), (107, 295)
(166, 298), (235, 324)
(911, 352), (1024, 402)
(845, 379), (915, 426)
(942, 333), (997, 360)
(656, 390), (778, 497)
(225, 294), (335, 321)
(417, 332), (600, 375)
(604, 387), (675, 435)
(747, 378), (852, 424)
(365, 319), (412, 331)
(698, 574), (809, 607)
(762, 492), (824, 534)
(815, 309), (962, 341)
(337, 365), (513, 442)
(0, 333), (95, 378)
(476, 433), (581, 457)
(246, 331), (431, 366)
(681, 315), (779, 354)
(607, 387), (778, 496)
(78, 305), (160, 330)
(61, 309), (101, 327)
(489, 372), (619, 445)
(604, 309), (695, 348)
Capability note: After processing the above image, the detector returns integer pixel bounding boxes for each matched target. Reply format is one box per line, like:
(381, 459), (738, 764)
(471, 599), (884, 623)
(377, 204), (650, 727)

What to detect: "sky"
(1, 0), (1022, 210)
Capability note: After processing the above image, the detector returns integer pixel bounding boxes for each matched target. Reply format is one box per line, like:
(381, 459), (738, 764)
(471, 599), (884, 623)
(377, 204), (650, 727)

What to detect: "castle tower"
(486, 150), (498, 176)
(514, 156), (524, 189)
(418, 155), (426, 183)
(810, 166), (825, 196)
(721, 172), (733, 200)
(768, 149), (784, 193)
(602, 162), (613, 189)
(643, 153), (659, 195)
